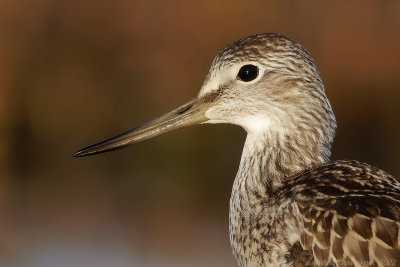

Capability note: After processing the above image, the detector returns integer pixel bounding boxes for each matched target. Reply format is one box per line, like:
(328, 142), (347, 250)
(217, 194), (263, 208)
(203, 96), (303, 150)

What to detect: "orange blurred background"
(1, 0), (400, 266)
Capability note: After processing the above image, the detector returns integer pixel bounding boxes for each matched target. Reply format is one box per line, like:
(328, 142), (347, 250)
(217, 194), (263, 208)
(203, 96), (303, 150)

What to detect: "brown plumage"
(74, 33), (400, 267)
(283, 160), (400, 266)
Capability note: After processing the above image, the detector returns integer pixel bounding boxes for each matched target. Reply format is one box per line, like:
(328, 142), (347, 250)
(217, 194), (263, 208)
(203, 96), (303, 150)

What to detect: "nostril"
(177, 104), (193, 114)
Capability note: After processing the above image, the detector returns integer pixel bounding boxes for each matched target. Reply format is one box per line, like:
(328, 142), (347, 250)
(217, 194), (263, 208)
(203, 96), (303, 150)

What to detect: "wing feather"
(283, 160), (400, 267)
(295, 197), (400, 267)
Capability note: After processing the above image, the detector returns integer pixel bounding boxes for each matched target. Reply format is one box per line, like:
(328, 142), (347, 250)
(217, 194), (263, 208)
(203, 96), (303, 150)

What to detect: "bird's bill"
(73, 97), (210, 157)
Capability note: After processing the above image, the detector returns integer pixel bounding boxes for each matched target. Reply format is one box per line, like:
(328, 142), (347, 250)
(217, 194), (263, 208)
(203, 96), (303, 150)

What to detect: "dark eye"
(237, 64), (259, 82)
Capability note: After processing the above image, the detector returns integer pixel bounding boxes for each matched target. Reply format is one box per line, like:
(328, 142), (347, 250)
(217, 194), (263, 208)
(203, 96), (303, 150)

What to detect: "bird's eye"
(237, 64), (259, 82)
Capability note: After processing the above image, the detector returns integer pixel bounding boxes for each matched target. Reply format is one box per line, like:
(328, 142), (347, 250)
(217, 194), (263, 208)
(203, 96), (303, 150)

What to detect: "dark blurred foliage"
(0, 0), (399, 266)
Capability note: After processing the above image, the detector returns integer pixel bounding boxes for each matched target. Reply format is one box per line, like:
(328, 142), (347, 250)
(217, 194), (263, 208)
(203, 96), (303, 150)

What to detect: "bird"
(74, 33), (400, 267)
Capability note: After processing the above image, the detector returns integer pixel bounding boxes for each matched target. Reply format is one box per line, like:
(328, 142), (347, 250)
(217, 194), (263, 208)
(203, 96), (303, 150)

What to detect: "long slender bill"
(74, 98), (211, 157)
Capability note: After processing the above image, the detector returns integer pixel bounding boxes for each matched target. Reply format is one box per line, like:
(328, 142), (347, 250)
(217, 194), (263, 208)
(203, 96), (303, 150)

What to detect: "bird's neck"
(234, 129), (329, 203)
(229, 129), (330, 265)
(230, 125), (332, 226)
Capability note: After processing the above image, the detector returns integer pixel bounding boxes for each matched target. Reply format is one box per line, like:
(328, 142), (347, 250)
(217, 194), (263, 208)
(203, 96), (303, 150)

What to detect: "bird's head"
(74, 33), (336, 158)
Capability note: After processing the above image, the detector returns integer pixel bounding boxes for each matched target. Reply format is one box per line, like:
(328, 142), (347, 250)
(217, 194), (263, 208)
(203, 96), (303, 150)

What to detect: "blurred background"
(1, 0), (400, 266)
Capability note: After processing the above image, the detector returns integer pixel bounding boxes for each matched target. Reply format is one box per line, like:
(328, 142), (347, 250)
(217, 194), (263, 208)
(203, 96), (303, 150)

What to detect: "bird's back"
(281, 160), (400, 267)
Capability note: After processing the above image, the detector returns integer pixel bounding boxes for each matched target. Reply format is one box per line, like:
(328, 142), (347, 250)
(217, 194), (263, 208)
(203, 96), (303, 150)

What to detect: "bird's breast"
(229, 175), (302, 266)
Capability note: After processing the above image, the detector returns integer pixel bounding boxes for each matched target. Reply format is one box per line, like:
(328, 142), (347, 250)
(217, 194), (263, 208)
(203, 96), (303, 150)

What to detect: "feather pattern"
(283, 160), (400, 267)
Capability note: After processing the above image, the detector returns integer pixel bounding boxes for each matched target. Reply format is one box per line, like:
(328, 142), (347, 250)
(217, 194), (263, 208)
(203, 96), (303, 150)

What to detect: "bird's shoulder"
(280, 160), (400, 266)
(286, 159), (399, 194)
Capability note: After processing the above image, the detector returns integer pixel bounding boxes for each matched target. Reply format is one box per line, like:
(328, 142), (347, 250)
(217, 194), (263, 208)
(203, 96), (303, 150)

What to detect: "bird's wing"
(297, 196), (400, 267)
(285, 160), (400, 267)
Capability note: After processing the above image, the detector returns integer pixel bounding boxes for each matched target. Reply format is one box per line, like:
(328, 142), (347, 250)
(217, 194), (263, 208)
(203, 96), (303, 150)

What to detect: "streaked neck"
(235, 127), (331, 204)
